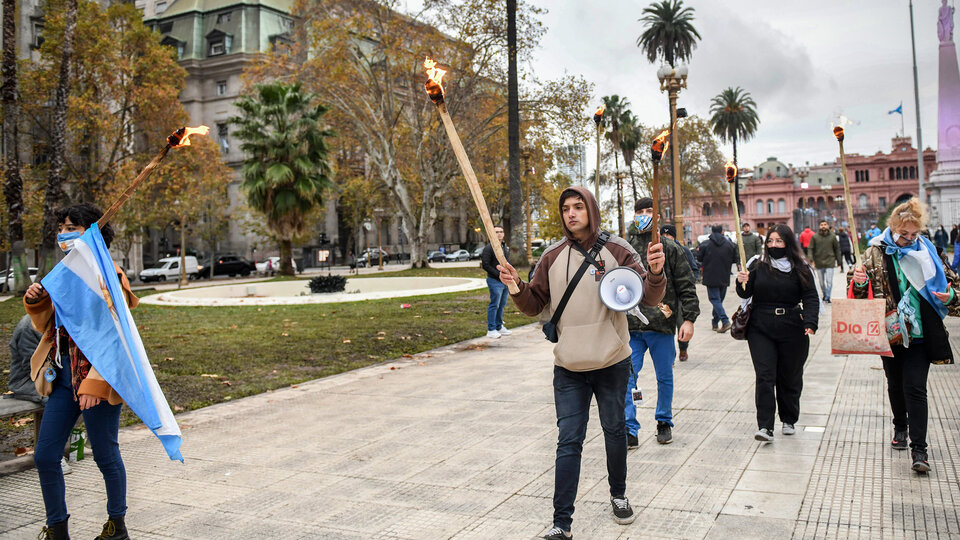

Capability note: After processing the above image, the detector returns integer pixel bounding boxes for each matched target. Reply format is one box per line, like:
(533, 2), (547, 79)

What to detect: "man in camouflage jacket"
(624, 198), (700, 446)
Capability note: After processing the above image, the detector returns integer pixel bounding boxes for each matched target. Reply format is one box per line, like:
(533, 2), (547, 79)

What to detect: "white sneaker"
(498, 326), (512, 336)
(485, 330), (501, 339)
(754, 428), (774, 442)
(783, 423), (796, 436)
(61, 457), (73, 475)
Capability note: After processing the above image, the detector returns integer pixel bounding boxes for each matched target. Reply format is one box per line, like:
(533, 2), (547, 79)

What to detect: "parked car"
(470, 246), (484, 260)
(355, 248), (390, 268)
(5, 267), (38, 291)
(200, 255), (255, 278)
(139, 256), (200, 282)
(445, 249), (470, 262)
(256, 256), (297, 275)
(426, 250), (447, 263)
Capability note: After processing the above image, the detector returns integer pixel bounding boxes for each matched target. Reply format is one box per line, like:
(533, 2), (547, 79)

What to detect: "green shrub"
(309, 275), (347, 293)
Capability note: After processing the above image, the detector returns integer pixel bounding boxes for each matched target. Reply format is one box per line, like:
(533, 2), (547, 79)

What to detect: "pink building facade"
(682, 137), (938, 242)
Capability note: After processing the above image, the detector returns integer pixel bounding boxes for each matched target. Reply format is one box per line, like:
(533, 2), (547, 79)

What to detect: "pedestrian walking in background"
(934, 225), (949, 251)
(736, 224), (819, 442)
(498, 187), (666, 539)
(740, 222), (763, 263)
(661, 224), (699, 359)
(623, 200), (700, 448)
(697, 225), (738, 333)
(865, 222), (882, 242)
(799, 226), (814, 257)
(949, 224), (958, 246)
(480, 225), (511, 339)
(837, 228), (854, 271)
(808, 221), (842, 303)
(849, 198), (960, 474)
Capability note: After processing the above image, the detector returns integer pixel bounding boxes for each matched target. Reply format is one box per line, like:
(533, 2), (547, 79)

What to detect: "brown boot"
(95, 517), (129, 540)
(38, 520), (69, 540)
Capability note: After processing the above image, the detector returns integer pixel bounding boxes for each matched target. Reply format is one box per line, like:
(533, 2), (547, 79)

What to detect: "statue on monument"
(939, 0), (954, 43)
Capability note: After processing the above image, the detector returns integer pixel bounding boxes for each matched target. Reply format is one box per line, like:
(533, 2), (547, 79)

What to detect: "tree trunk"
(279, 239), (295, 275)
(506, 0), (526, 267)
(615, 151), (623, 237)
(2, 0), (27, 294)
(38, 0), (79, 278)
(628, 162), (637, 202)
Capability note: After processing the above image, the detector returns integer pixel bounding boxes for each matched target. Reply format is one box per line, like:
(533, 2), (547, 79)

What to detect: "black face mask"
(767, 246), (787, 259)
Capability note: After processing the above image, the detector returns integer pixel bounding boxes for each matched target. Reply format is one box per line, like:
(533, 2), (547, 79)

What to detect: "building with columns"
(683, 137), (937, 242)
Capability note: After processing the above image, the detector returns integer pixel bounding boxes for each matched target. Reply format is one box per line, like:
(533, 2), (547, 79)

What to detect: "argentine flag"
(41, 224), (183, 462)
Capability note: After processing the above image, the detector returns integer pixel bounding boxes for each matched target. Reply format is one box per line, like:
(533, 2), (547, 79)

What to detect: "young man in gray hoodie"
(498, 186), (665, 540)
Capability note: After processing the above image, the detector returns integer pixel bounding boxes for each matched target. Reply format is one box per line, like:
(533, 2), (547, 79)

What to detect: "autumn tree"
(2, 0), (28, 293)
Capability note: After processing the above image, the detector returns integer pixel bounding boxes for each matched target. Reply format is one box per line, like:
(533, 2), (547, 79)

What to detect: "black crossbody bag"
(542, 232), (610, 343)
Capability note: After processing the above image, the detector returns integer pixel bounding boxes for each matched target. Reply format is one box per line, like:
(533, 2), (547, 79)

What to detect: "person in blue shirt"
(865, 222), (882, 242)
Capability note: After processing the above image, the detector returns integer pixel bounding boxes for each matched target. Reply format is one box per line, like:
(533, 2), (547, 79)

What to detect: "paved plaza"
(2, 271), (960, 539)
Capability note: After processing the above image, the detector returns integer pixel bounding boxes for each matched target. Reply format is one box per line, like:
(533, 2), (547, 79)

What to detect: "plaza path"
(2, 271), (959, 539)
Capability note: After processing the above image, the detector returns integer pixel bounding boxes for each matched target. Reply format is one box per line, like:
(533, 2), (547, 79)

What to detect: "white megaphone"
(598, 266), (648, 324)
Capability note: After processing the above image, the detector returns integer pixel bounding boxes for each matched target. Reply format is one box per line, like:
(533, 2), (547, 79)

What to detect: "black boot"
(911, 449), (931, 473)
(38, 520), (70, 540)
(94, 517), (129, 540)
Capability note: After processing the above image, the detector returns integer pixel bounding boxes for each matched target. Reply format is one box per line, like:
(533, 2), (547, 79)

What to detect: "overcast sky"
(527, 0), (951, 173)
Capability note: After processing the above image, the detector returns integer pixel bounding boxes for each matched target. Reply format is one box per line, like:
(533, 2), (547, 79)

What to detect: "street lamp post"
(374, 208), (385, 271)
(521, 147), (534, 261)
(797, 165), (810, 231)
(657, 63), (688, 243)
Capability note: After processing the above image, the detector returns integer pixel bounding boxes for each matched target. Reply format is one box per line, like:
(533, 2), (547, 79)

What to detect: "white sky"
(529, 0), (951, 172)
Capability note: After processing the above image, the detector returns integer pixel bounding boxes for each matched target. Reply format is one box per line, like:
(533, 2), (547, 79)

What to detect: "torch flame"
(169, 125), (210, 148)
(651, 129), (670, 160)
(725, 160), (738, 183)
(423, 57), (446, 102)
(593, 104), (606, 125)
(833, 125), (845, 141)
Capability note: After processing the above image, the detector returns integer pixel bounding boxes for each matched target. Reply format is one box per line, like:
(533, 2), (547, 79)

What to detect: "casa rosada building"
(682, 137), (938, 241)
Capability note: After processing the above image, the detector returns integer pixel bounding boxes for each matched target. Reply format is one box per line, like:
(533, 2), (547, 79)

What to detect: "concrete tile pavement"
(2, 270), (960, 539)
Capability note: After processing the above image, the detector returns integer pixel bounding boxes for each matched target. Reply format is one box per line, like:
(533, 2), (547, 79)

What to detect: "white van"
(139, 256), (200, 282)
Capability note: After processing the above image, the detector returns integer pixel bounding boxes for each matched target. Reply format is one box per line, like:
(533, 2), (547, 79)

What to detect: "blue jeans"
(707, 286), (729, 327)
(486, 277), (508, 331)
(552, 358), (630, 531)
(816, 267), (834, 300)
(625, 331), (675, 433)
(35, 358), (126, 525)
(952, 242), (960, 271)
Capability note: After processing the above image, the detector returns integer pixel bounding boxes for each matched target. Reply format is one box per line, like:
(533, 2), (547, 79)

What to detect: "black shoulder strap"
(549, 232), (611, 327)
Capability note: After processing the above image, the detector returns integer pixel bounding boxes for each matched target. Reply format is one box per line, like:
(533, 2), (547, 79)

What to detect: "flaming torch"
(650, 129), (670, 244)
(98, 126), (210, 227)
(833, 126), (861, 267)
(726, 161), (747, 269)
(593, 104), (606, 196)
(424, 58), (518, 294)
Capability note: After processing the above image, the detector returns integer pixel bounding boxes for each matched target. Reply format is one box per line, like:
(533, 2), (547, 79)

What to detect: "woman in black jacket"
(837, 228), (854, 271)
(736, 224), (820, 442)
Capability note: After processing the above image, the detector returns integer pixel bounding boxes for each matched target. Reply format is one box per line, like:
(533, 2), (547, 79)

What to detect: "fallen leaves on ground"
(11, 417), (33, 427)
(14, 447), (32, 457)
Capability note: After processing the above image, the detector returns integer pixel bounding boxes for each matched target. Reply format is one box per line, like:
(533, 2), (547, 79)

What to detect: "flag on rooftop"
(888, 102), (903, 115)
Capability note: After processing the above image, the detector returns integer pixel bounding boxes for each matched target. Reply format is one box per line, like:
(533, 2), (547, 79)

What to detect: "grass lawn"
(0, 265), (533, 459)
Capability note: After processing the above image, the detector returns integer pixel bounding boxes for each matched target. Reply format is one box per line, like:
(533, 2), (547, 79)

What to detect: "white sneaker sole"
(613, 513), (636, 525)
(754, 431), (774, 442)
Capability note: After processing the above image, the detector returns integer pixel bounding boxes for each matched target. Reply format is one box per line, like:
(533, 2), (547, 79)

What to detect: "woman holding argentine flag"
(849, 198), (960, 475)
(24, 203), (136, 540)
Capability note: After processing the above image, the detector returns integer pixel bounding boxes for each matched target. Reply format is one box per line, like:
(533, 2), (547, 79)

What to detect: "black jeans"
(552, 358), (630, 531)
(746, 310), (809, 430)
(882, 345), (931, 450)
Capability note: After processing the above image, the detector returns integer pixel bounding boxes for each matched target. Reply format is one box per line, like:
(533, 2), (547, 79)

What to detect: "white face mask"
(57, 231), (83, 254)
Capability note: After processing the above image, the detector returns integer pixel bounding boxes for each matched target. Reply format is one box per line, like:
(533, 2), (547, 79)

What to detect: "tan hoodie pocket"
(554, 320), (626, 371)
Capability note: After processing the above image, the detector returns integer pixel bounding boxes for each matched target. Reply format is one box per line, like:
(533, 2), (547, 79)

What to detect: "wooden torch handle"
(729, 182), (747, 269)
(837, 140), (862, 267)
(98, 144), (172, 227)
(436, 103), (520, 294)
(651, 162), (660, 245)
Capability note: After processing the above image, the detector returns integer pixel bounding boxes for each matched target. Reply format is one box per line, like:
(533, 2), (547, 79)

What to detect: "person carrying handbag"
(849, 198), (960, 474)
(735, 224), (819, 442)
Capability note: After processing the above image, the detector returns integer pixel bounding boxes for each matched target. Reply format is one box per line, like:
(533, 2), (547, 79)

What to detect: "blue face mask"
(57, 231), (83, 254)
(634, 214), (652, 232)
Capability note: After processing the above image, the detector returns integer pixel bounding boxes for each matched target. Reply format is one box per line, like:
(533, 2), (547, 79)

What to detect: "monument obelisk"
(929, 0), (960, 224)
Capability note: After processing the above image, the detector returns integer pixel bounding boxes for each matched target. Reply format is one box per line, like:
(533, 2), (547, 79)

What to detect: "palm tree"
(2, 0), (28, 294)
(636, 0), (702, 67)
(602, 95), (630, 237)
(618, 113), (644, 203)
(709, 86), (759, 205)
(232, 82), (335, 276)
(506, 0), (525, 266)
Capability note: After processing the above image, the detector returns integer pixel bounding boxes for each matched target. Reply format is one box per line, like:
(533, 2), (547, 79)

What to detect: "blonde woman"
(849, 198), (960, 473)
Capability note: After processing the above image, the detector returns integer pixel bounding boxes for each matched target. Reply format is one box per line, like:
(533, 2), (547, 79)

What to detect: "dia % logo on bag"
(835, 320), (882, 336)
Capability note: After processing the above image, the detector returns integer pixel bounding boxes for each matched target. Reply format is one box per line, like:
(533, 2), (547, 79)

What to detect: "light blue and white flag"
(41, 224), (183, 462)
(888, 102), (903, 115)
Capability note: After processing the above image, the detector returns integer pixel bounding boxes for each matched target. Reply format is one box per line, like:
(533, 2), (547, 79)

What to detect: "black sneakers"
(656, 422), (673, 444)
(627, 432), (639, 449)
(95, 517), (129, 540)
(892, 429), (909, 450)
(611, 496), (636, 524)
(911, 449), (931, 473)
(542, 526), (572, 539)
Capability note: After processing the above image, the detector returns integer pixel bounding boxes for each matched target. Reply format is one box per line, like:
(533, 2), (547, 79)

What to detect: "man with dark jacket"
(741, 222), (763, 263)
(498, 187), (665, 540)
(808, 220), (842, 303)
(697, 225), (738, 332)
(624, 199), (700, 447)
(837, 228), (854, 271)
(480, 226), (511, 338)
(9, 314), (44, 403)
(662, 224), (698, 361)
